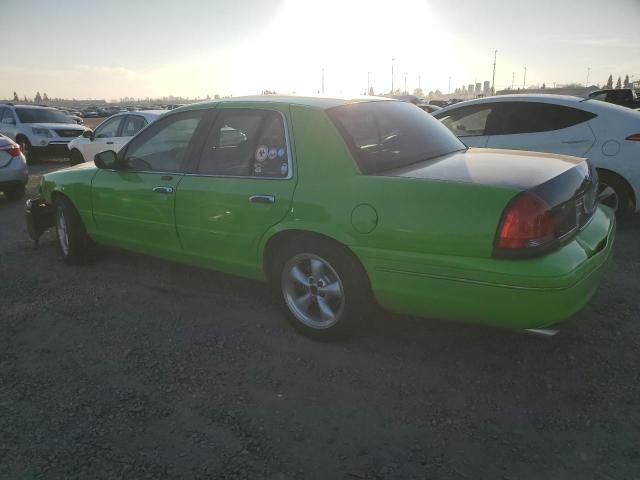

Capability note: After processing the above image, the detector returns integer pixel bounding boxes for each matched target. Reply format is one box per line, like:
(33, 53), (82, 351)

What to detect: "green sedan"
(26, 97), (615, 339)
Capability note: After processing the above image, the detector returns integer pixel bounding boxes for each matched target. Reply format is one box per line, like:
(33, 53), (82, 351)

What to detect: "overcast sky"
(2, 0), (639, 100)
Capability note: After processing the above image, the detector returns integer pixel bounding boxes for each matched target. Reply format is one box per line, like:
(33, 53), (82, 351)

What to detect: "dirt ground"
(1, 162), (639, 479)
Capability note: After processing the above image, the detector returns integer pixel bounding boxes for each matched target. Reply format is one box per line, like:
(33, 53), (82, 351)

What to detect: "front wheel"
(69, 149), (85, 166)
(54, 196), (94, 264)
(272, 237), (371, 340)
(16, 137), (37, 164)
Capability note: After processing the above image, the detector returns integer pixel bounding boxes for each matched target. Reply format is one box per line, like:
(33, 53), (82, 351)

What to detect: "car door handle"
(106, 141), (114, 145)
(152, 185), (174, 194)
(561, 139), (589, 144)
(249, 194), (275, 204)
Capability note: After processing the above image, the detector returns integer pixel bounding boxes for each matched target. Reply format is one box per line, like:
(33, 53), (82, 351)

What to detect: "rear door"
(175, 106), (296, 277)
(485, 101), (596, 156)
(435, 104), (493, 147)
(91, 109), (208, 256)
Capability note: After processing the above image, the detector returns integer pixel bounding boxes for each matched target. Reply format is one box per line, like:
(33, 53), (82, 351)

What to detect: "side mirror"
(94, 150), (118, 169)
(82, 129), (94, 140)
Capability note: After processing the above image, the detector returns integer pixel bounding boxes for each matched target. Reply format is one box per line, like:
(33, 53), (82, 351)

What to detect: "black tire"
(271, 236), (372, 340)
(598, 171), (634, 219)
(54, 196), (94, 264)
(16, 136), (38, 164)
(69, 149), (85, 166)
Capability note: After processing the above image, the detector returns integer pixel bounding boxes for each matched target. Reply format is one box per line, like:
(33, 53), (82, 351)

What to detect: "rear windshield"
(327, 101), (465, 174)
(15, 107), (72, 124)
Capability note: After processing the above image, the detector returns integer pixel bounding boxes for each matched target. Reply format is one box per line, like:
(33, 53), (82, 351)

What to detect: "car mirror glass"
(94, 150), (117, 169)
(82, 130), (93, 139)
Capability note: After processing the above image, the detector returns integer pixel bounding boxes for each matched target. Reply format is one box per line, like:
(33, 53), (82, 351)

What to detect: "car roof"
(178, 95), (393, 112)
(434, 93), (640, 120)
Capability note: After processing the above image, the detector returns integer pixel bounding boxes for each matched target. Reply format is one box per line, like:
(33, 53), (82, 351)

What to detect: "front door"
(85, 115), (125, 161)
(91, 109), (208, 256)
(176, 106), (297, 277)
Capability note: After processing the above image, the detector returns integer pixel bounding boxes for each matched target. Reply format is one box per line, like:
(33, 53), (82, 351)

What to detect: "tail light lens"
(626, 133), (640, 142)
(0, 144), (21, 157)
(495, 193), (556, 255)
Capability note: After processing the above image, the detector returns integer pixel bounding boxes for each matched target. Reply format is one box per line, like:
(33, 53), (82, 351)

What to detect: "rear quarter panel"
(269, 105), (519, 275)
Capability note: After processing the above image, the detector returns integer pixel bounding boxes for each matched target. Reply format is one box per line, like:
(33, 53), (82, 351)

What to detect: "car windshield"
(327, 100), (465, 174)
(15, 107), (73, 124)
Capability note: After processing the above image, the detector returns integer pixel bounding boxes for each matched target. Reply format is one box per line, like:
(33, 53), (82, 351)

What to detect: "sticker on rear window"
(268, 148), (278, 160)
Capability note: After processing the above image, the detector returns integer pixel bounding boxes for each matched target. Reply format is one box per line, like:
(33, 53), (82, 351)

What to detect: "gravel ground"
(1, 162), (639, 479)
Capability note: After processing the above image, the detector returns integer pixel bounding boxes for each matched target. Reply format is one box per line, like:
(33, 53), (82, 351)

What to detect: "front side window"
(196, 109), (290, 178)
(437, 106), (493, 137)
(122, 115), (147, 137)
(122, 110), (205, 172)
(15, 107), (71, 124)
(329, 100), (465, 174)
(94, 116), (124, 138)
(485, 102), (597, 135)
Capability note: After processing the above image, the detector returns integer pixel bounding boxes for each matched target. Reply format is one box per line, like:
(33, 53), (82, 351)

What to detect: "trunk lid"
(382, 147), (584, 190)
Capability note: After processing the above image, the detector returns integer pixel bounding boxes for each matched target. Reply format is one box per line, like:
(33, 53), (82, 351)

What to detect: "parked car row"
(0, 133), (27, 199)
(0, 103), (90, 164)
(25, 96), (614, 341)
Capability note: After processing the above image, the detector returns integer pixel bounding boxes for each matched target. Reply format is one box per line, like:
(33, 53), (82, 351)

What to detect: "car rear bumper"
(357, 206), (616, 330)
(0, 156), (28, 184)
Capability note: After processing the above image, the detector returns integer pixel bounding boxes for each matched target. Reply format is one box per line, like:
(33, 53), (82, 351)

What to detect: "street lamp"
(586, 67), (591, 87)
(491, 49), (497, 95)
(523, 66), (527, 90)
(391, 57), (395, 94)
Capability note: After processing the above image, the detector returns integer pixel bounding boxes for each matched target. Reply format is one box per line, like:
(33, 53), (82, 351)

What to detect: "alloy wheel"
(282, 253), (345, 329)
(57, 208), (70, 256)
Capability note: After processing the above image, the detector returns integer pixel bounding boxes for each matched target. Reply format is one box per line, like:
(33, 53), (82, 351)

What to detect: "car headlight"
(32, 127), (53, 138)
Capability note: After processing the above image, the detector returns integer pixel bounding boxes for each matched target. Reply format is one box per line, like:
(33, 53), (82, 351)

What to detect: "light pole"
(448, 76), (451, 94)
(367, 71), (370, 95)
(523, 66), (527, 90)
(511, 71), (515, 90)
(321, 67), (325, 94)
(418, 75), (422, 92)
(391, 57), (395, 94)
(404, 72), (407, 94)
(491, 49), (497, 95)
(586, 67), (591, 87)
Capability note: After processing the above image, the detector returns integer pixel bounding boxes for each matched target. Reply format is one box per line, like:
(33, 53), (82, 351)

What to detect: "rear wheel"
(271, 236), (371, 340)
(4, 184), (25, 201)
(69, 149), (85, 166)
(598, 171), (633, 219)
(54, 196), (94, 264)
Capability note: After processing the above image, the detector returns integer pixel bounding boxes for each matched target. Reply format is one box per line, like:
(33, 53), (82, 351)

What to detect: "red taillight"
(496, 193), (556, 251)
(626, 133), (640, 142)
(0, 145), (21, 157)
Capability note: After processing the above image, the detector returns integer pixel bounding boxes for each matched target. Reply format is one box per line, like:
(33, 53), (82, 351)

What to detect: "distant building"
(475, 83), (482, 95)
(468, 84), (474, 94)
(483, 81), (491, 95)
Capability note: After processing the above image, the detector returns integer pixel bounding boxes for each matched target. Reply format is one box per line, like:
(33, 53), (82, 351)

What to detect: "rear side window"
(328, 101), (465, 174)
(122, 115), (147, 137)
(196, 109), (290, 178)
(435, 105), (493, 137)
(486, 102), (596, 135)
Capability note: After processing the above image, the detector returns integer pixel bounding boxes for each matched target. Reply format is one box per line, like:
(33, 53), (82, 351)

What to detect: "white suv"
(0, 104), (89, 163)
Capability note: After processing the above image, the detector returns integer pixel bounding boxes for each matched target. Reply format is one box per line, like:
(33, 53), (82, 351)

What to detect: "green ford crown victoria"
(26, 96), (615, 339)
